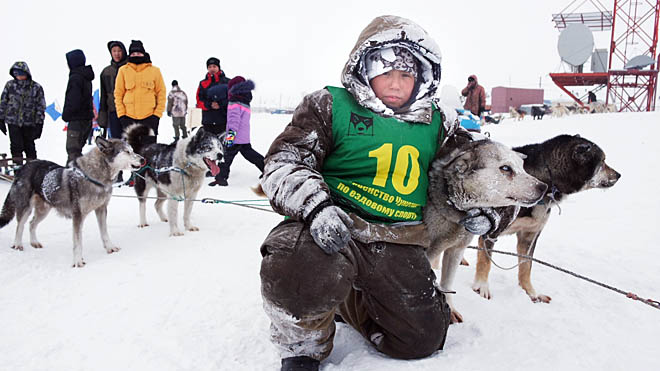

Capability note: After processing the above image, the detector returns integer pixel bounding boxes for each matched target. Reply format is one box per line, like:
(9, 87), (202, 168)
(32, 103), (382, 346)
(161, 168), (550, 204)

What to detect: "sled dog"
(509, 106), (526, 121)
(471, 134), (621, 303)
(0, 137), (144, 267)
(424, 133), (547, 322)
(124, 124), (224, 236)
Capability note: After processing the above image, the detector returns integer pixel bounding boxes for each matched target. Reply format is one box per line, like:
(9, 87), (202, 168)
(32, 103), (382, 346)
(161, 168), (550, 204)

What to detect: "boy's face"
(370, 70), (415, 109)
(207, 64), (219, 74)
(111, 46), (124, 62)
(15, 75), (27, 81)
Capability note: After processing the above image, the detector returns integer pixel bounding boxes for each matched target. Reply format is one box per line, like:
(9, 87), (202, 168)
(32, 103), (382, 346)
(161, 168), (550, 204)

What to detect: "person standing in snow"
(210, 76), (263, 187)
(114, 40), (166, 144)
(99, 40), (127, 139)
(196, 57), (230, 135)
(167, 80), (188, 140)
(461, 74), (486, 116)
(0, 61), (46, 164)
(62, 49), (95, 165)
(258, 15), (500, 371)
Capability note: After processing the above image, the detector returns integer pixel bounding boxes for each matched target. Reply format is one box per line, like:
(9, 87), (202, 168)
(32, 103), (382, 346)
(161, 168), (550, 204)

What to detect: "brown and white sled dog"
(424, 135), (547, 322)
(0, 137), (143, 267)
(471, 134), (621, 303)
(124, 124), (223, 236)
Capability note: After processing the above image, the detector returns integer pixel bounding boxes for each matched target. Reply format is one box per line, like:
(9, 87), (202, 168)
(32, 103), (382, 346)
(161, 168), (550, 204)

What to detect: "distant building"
(491, 86), (544, 113)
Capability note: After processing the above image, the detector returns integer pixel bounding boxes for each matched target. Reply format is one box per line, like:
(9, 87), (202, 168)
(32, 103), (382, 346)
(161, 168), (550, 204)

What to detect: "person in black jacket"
(63, 49), (94, 165)
(195, 57), (230, 135)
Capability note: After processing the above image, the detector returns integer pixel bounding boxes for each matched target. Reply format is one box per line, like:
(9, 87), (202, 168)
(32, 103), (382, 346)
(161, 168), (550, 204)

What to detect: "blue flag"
(45, 102), (62, 121)
(93, 89), (100, 112)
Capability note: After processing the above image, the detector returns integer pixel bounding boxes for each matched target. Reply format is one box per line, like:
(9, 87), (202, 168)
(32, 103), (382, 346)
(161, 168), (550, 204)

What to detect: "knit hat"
(129, 40), (146, 55)
(172, 80), (178, 86)
(65, 49), (86, 69)
(365, 46), (418, 81)
(206, 57), (220, 68)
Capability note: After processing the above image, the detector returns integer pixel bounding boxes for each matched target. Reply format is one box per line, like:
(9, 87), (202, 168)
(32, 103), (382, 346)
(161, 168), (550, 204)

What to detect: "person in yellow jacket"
(114, 40), (166, 143)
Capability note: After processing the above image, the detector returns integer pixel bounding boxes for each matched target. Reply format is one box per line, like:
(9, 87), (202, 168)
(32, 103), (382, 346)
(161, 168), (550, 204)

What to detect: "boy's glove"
(0, 120), (5, 135)
(309, 205), (354, 255)
(225, 130), (236, 147)
(459, 207), (501, 235)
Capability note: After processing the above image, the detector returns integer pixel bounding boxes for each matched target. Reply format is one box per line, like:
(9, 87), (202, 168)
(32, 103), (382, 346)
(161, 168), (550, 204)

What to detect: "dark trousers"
(108, 111), (122, 139)
(260, 219), (451, 360)
(120, 116), (159, 138)
(8, 125), (37, 161)
(217, 143), (264, 181)
(66, 120), (92, 165)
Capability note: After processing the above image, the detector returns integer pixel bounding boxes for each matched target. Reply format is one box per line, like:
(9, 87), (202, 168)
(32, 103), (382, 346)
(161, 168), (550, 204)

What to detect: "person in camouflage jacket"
(0, 61), (46, 162)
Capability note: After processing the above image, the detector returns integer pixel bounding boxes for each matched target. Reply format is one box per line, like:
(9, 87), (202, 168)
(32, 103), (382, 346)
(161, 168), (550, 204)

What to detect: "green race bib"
(323, 86), (443, 223)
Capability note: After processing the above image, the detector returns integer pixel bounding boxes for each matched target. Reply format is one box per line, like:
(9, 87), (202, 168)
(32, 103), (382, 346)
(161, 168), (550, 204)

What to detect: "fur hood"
(340, 15), (443, 123)
(228, 79), (255, 95)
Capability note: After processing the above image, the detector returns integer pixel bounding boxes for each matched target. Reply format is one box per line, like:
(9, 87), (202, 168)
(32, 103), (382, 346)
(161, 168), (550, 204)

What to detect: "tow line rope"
(111, 194), (275, 213)
(467, 245), (660, 311)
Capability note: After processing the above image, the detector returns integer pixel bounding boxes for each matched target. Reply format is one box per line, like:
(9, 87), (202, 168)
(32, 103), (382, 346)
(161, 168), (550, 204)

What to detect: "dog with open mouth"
(124, 124), (224, 236)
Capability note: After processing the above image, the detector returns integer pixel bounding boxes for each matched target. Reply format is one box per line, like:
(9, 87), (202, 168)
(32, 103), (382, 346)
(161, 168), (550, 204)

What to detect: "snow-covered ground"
(0, 110), (658, 371)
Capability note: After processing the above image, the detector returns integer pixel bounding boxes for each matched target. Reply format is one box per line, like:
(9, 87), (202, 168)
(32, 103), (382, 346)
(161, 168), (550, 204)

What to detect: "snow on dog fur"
(123, 124), (224, 236)
(424, 134), (547, 322)
(0, 137), (143, 267)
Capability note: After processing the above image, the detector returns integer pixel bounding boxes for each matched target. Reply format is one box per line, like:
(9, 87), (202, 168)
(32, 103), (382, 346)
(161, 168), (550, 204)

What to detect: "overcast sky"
(1, 0), (616, 108)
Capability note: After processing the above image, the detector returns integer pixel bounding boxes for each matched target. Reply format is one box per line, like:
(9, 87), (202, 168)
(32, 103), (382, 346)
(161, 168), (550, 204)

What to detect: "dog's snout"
(216, 153), (223, 161)
(536, 182), (548, 195)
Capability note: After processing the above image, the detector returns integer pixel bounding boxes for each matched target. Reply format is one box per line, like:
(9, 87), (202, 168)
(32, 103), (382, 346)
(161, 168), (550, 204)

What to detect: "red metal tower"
(550, 0), (660, 112)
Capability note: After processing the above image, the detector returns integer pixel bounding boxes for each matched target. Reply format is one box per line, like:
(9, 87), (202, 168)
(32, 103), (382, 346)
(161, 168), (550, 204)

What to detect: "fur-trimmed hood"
(341, 15), (443, 123)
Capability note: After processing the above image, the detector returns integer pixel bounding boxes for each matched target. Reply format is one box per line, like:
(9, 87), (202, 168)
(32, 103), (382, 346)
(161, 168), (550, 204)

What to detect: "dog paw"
(169, 231), (184, 237)
(472, 280), (492, 300)
(72, 260), (86, 268)
(11, 245), (24, 251)
(531, 294), (552, 303)
(31, 242), (43, 249)
(138, 223), (149, 228)
(105, 246), (121, 254)
(186, 226), (199, 232)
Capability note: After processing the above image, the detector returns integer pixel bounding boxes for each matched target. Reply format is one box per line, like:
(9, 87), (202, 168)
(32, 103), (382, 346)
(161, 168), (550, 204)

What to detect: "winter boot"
(208, 178), (228, 187)
(281, 356), (319, 371)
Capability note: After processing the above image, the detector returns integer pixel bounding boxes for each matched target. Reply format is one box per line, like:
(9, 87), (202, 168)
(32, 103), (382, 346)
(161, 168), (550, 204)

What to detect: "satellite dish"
(558, 23), (595, 66)
(625, 55), (655, 70)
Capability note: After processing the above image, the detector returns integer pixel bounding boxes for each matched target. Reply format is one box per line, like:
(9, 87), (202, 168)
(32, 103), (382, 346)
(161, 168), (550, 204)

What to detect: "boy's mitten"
(308, 205), (353, 255)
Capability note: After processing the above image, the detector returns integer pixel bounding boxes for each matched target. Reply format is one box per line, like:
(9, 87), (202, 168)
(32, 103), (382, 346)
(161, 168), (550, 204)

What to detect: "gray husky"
(124, 124), (224, 236)
(424, 135), (547, 322)
(0, 137), (144, 267)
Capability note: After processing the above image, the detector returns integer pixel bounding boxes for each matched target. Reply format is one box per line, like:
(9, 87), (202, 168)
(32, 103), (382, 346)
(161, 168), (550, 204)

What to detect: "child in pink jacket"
(210, 76), (264, 186)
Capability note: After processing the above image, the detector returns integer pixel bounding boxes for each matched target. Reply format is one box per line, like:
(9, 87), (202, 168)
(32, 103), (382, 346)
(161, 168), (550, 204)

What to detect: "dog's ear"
(452, 152), (474, 174)
(515, 151), (527, 160)
(95, 136), (113, 154)
(572, 143), (592, 162)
